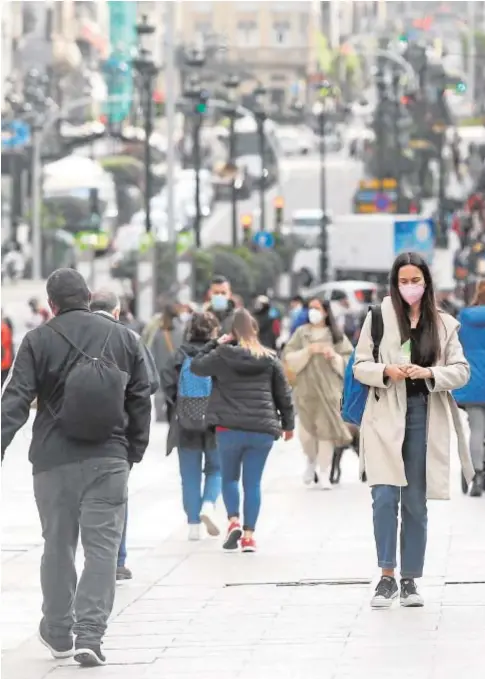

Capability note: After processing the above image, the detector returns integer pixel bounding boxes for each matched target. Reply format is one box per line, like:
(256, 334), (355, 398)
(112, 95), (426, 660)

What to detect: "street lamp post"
(184, 49), (207, 250)
(253, 84), (267, 233)
(133, 15), (159, 316)
(392, 71), (403, 212)
(223, 74), (240, 248)
(313, 99), (330, 283)
(133, 16), (158, 237)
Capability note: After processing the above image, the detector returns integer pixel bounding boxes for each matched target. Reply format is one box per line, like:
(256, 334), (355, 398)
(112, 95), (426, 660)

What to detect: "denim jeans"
(217, 430), (274, 531)
(118, 505), (128, 568)
(371, 394), (428, 579)
(178, 448), (221, 524)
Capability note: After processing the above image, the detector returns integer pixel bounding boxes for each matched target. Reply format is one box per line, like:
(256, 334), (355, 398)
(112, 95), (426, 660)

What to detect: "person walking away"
(252, 295), (280, 350)
(205, 275), (236, 333)
(454, 280), (485, 496)
(1, 312), (14, 386)
(353, 252), (473, 609)
(119, 295), (144, 333)
(191, 309), (294, 552)
(283, 297), (353, 489)
(143, 303), (184, 422)
(1, 269), (152, 666)
(90, 289), (160, 580)
(161, 312), (222, 540)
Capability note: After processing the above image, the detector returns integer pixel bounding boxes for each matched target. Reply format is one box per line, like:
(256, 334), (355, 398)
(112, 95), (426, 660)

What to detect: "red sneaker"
(241, 536), (256, 553)
(222, 521), (242, 551)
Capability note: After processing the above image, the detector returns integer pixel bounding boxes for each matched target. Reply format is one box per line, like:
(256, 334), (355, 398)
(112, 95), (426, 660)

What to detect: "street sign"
(375, 193), (391, 211)
(394, 218), (434, 263)
(359, 178), (396, 190)
(1, 120), (30, 150)
(253, 231), (275, 249)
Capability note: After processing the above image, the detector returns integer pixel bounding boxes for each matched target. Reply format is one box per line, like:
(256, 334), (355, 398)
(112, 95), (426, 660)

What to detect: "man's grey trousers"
(33, 457), (129, 645)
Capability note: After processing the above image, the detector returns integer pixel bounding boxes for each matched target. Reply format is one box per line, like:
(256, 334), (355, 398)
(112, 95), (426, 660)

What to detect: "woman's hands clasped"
(384, 364), (433, 382)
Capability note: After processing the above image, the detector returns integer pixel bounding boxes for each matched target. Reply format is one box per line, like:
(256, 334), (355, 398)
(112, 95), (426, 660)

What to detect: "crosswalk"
(281, 154), (362, 172)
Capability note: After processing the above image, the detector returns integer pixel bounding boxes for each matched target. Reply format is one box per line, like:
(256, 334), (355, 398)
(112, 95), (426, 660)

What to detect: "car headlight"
(234, 179), (242, 189)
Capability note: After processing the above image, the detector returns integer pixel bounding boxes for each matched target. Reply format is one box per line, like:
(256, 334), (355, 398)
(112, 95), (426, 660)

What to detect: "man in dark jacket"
(90, 289), (159, 582)
(205, 275), (236, 333)
(1, 269), (151, 667)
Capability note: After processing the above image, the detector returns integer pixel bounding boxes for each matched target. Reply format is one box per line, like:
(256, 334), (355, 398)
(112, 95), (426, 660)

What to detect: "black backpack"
(47, 323), (126, 443)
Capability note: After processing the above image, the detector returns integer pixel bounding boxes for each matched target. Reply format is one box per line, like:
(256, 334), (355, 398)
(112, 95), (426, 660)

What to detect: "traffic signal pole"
(193, 111), (202, 249)
(318, 107), (328, 282)
(257, 113), (266, 232)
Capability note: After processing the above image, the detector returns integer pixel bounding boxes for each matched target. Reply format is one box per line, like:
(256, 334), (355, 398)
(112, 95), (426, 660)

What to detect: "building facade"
(173, 0), (321, 107)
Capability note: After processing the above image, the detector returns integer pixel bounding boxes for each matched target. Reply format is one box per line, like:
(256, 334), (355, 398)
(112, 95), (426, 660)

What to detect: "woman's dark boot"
(470, 471), (483, 497)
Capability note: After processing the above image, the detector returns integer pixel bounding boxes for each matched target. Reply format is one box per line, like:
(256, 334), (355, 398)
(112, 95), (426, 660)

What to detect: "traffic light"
(274, 196), (284, 231)
(455, 81), (466, 94)
(241, 214), (252, 244)
(195, 89), (210, 115)
(398, 33), (408, 45)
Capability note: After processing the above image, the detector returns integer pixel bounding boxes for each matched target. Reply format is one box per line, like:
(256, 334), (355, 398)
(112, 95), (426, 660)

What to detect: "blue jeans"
(371, 394), (428, 578)
(117, 504), (128, 568)
(178, 449), (221, 524)
(217, 430), (274, 531)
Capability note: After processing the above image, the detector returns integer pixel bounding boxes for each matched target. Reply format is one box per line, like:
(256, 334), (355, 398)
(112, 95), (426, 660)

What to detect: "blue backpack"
(341, 306), (384, 426)
(176, 355), (212, 432)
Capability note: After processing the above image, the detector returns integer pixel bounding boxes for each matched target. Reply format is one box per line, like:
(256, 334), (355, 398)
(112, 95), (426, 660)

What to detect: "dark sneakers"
(370, 576), (399, 609)
(74, 644), (107, 667)
(470, 472), (483, 497)
(400, 578), (424, 607)
(116, 565), (133, 581)
(38, 620), (74, 659)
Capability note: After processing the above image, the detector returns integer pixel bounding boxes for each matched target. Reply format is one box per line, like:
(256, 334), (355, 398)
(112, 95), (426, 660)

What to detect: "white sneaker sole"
(200, 511), (220, 536)
(400, 594), (424, 607)
(74, 648), (106, 667)
(37, 631), (74, 659)
(371, 592), (398, 609)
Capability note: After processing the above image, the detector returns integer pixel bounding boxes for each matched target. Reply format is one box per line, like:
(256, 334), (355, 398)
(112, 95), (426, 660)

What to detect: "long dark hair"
(390, 252), (441, 364)
(185, 311), (219, 342)
(309, 297), (343, 345)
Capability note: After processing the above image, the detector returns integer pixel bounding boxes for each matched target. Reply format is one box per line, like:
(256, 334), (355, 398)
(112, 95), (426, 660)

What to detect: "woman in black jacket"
(191, 308), (295, 552)
(161, 312), (222, 541)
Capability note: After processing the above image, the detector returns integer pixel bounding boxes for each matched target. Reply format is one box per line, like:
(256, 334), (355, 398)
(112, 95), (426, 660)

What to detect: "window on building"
(236, 20), (259, 47)
(272, 20), (291, 47)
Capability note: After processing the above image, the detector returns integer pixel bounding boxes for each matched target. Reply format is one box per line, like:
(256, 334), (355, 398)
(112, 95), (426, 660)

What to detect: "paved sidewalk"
(2, 414), (485, 679)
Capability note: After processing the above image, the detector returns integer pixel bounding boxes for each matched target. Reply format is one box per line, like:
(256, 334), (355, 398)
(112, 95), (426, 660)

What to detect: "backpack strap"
(370, 305), (384, 363)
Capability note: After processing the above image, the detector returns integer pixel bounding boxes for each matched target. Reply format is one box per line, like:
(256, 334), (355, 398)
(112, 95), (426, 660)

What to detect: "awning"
(77, 18), (109, 58)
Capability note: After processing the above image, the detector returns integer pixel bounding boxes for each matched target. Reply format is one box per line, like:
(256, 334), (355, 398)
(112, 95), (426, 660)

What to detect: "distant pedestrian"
(161, 311), (222, 540)
(1, 269), (152, 667)
(143, 304), (184, 422)
(90, 289), (160, 580)
(354, 252), (472, 609)
(454, 280), (485, 497)
(26, 297), (50, 328)
(1, 311), (14, 387)
(252, 295), (280, 350)
(283, 297), (353, 489)
(191, 308), (294, 552)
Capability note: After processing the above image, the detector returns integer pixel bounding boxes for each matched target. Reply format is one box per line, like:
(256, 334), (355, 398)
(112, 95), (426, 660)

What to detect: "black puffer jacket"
(190, 340), (294, 437)
(160, 339), (217, 456)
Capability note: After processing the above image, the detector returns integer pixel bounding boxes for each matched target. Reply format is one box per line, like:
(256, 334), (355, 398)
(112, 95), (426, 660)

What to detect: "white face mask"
(308, 308), (324, 325)
(179, 312), (192, 324)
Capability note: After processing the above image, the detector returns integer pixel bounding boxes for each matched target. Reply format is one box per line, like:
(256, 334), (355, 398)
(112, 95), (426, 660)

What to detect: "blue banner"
(105, 1), (137, 123)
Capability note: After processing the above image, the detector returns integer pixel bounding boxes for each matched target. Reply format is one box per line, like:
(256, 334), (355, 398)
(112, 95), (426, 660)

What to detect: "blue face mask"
(211, 294), (228, 311)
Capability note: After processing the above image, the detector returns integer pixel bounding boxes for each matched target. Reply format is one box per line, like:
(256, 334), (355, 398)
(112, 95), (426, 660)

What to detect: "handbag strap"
(163, 329), (174, 354)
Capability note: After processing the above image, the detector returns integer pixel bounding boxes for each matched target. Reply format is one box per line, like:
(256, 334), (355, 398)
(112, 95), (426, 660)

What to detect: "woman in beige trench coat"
(354, 252), (474, 610)
(283, 297), (353, 490)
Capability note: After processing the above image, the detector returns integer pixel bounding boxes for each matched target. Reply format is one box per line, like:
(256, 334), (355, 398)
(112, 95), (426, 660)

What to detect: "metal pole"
(143, 76), (153, 235)
(468, 1), (476, 110)
(319, 110), (328, 283)
(437, 130), (447, 248)
(393, 77), (402, 212)
(31, 124), (42, 280)
(229, 112), (238, 247)
(165, 1), (176, 247)
(258, 116), (266, 232)
(194, 113), (202, 248)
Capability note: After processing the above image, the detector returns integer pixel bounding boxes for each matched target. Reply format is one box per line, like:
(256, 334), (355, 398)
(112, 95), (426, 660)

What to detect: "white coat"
(353, 296), (474, 500)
